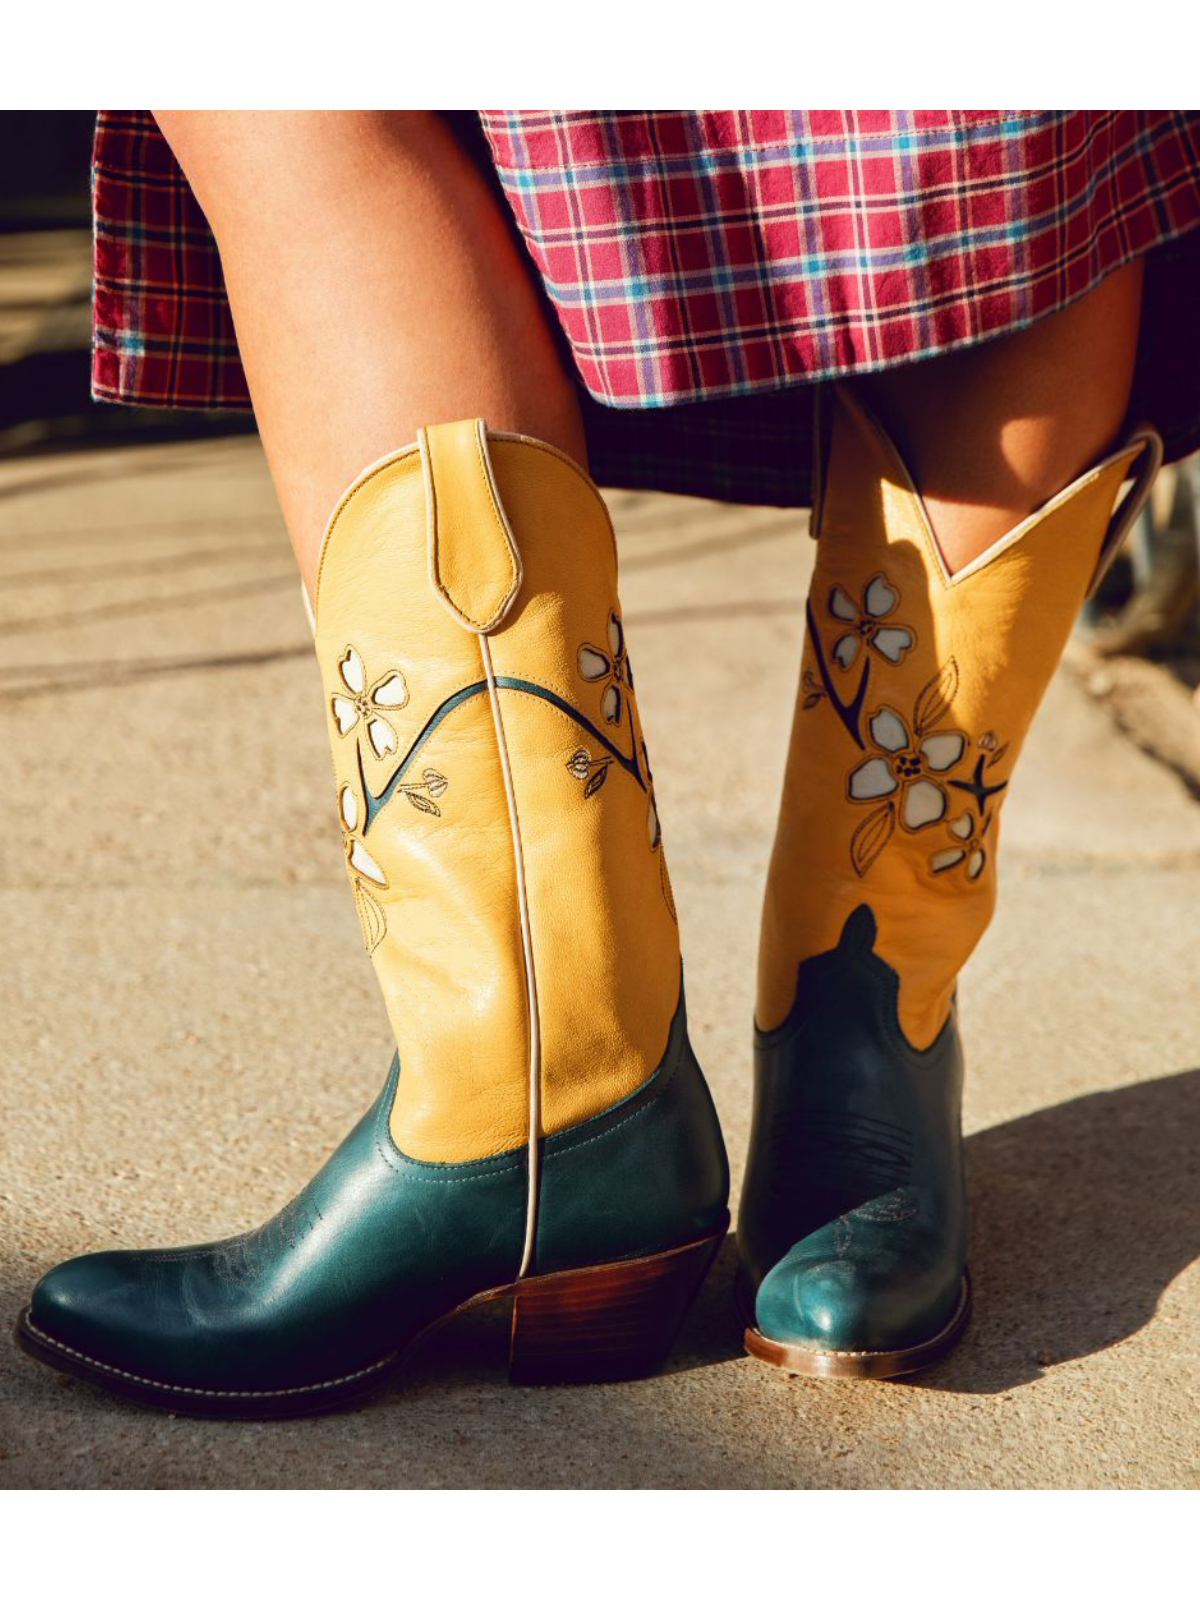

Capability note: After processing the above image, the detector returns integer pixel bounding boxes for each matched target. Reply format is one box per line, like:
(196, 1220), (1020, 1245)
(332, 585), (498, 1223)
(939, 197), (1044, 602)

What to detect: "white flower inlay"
(847, 705), (967, 833)
(349, 837), (387, 886)
(330, 646), (409, 758)
(577, 610), (633, 725)
(930, 811), (987, 880)
(337, 780), (387, 888)
(828, 574), (915, 670)
(848, 757), (897, 800)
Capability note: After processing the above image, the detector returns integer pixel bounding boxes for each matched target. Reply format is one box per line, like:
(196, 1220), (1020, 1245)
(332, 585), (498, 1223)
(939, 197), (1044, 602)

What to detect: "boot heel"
(508, 1224), (726, 1385)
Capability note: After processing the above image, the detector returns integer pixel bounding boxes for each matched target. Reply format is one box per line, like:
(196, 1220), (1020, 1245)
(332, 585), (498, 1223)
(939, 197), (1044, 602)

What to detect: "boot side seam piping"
(479, 631), (542, 1278)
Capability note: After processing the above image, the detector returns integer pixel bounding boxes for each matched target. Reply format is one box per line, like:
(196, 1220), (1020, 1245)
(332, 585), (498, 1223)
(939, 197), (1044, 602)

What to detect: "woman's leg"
(741, 266), (1153, 1376)
(153, 110), (587, 593)
(857, 259), (1144, 571)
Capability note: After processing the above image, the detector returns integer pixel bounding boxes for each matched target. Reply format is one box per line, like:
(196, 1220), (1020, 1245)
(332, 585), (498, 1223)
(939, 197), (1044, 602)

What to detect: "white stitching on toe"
(24, 1319), (395, 1399)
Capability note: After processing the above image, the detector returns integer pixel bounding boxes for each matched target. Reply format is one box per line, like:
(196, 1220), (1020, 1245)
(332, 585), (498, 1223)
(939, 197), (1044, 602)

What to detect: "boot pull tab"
(420, 418), (524, 633)
(1086, 425), (1164, 599)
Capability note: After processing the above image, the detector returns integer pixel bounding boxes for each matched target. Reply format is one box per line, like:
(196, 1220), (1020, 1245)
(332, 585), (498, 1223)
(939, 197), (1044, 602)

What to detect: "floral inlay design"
(338, 784), (388, 888)
(327, 642), (452, 953)
(578, 611), (633, 725)
(848, 702), (967, 833)
(337, 782), (388, 954)
(328, 605), (673, 939)
(331, 647), (409, 759)
(930, 810), (991, 881)
(828, 574), (915, 670)
(800, 573), (1010, 881)
(569, 621), (672, 917)
(845, 658), (967, 873)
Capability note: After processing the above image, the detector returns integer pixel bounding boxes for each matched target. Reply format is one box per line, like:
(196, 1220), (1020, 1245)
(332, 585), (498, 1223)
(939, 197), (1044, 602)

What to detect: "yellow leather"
(758, 385), (1157, 1047)
(313, 425), (680, 1161)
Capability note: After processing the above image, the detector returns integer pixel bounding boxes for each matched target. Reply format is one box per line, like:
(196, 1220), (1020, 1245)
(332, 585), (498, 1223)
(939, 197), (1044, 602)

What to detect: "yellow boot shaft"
(313, 423), (679, 1161)
(759, 387), (1159, 1045)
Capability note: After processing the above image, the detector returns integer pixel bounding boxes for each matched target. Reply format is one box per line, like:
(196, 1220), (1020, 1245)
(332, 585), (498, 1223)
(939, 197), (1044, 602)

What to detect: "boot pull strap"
(420, 418), (524, 633)
(1086, 425), (1164, 599)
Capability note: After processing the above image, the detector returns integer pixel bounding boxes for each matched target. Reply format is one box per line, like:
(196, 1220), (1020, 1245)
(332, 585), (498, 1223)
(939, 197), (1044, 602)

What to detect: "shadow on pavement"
(929, 1068), (1200, 1394)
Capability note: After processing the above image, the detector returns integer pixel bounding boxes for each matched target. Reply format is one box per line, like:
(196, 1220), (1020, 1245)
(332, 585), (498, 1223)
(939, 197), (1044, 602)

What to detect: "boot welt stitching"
(22, 1319), (396, 1400)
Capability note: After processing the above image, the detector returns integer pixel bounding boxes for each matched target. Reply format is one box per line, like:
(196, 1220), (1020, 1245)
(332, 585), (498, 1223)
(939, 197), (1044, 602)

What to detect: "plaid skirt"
(92, 110), (1200, 506)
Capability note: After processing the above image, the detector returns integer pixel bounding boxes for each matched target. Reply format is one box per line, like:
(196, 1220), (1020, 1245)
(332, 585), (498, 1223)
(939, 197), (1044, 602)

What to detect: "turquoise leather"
(739, 906), (966, 1354)
(24, 984), (727, 1408)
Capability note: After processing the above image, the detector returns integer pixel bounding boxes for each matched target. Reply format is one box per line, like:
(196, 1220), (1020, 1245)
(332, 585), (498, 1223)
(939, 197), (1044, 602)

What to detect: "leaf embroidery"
(386, 768), (449, 816)
(913, 658), (960, 736)
(568, 746), (612, 798)
(353, 882), (387, 955)
(850, 801), (896, 878)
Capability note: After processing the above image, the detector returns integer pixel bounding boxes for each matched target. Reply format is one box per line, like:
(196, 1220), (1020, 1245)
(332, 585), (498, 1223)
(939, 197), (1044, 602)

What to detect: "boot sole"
(740, 1271), (971, 1380)
(14, 1218), (727, 1421)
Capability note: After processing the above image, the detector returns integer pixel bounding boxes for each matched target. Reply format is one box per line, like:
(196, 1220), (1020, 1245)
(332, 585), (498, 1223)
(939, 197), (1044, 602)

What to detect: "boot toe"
(756, 1254), (913, 1353)
(28, 1250), (151, 1371)
(752, 1199), (965, 1360)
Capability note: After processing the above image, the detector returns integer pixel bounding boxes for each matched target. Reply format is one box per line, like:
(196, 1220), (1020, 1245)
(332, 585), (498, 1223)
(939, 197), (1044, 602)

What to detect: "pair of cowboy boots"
(17, 393), (1158, 1415)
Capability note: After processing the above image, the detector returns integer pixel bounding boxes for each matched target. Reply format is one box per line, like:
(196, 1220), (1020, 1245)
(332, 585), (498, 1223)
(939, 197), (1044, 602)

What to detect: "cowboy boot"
(738, 385), (1160, 1378)
(18, 421), (729, 1417)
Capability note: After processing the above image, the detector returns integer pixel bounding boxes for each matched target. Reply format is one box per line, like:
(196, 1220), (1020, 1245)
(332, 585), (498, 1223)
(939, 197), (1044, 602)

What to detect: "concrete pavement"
(2, 434), (1199, 1488)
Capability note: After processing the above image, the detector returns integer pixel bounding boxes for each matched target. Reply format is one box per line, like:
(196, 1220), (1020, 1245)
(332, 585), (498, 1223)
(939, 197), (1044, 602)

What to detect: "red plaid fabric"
(479, 110), (1200, 405)
(92, 110), (1200, 502)
(93, 112), (249, 409)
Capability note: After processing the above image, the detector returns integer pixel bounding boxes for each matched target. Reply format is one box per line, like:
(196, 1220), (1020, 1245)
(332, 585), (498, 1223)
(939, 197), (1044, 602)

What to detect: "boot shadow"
(927, 1068), (1200, 1394)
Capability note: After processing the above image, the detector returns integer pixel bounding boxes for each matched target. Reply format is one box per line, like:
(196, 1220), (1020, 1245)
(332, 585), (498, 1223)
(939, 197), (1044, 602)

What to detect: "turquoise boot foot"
(738, 906), (969, 1379)
(19, 990), (728, 1418)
